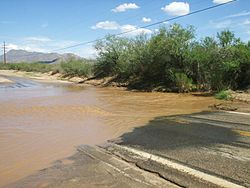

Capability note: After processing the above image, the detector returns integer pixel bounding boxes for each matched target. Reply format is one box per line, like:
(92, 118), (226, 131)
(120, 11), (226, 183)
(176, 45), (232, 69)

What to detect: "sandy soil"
(0, 70), (70, 84)
(0, 76), (13, 83)
(231, 91), (250, 102)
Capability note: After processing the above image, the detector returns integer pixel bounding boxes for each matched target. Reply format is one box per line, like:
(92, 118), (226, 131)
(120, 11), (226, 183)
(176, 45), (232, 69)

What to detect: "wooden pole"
(3, 42), (6, 64)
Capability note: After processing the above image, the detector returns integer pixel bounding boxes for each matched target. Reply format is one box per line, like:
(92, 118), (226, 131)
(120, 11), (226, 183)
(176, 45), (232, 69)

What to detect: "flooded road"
(0, 75), (217, 187)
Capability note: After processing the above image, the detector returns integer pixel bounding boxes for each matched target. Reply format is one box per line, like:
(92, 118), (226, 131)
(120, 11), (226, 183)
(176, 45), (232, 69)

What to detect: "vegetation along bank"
(0, 24), (249, 95)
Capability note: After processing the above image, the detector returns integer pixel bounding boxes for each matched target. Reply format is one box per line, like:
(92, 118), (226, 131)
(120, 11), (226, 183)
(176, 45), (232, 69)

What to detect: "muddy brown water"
(0, 76), (217, 187)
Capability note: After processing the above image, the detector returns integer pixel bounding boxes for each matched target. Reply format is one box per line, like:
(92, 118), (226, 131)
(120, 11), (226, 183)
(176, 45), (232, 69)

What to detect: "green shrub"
(61, 60), (92, 77)
(0, 62), (55, 73)
(174, 72), (194, 92)
(0, 59), (94, 78)
(93, 24), (250, 92)
(215, 90), (232, 100)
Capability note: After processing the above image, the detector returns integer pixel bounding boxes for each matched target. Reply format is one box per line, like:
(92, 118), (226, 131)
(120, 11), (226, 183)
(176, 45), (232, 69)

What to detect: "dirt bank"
(1, 69), (250, 100)
(1, 69), (249, 110)
(0, 76), (13, 83)
(0, 70), (71, 84)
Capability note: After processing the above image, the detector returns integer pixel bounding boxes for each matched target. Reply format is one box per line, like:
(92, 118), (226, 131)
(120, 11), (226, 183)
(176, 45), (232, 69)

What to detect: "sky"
(0, 0), (249, 58)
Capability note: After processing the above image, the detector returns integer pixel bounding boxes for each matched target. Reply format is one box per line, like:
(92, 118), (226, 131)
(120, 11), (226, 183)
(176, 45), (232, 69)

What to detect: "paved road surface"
(111, 111), (250, 187)
(5, 146), (179, 188)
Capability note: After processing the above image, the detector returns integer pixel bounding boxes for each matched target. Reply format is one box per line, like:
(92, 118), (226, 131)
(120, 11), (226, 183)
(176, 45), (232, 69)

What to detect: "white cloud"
(92, 21), (152, 36)
(209, 20), (232, 29)
(5, 36), (98, 58)
(6, 37), (53, 52)
(7, 38), (75, 53)
(225, 11), (250, 19)
(73, 45), (97, 59)
(213, 0), (233, 4)
(112, 3), (139, 13)
(142, 17), (151, 23)
(24, 36), (52, 42)
(91, 21), (119, 30)
(242, 19), (250, 25)
(120, 24), (152, 36)
(6, 43), (46, 53)
(161, 2), (190, 16)
(6, 43), (19, 51)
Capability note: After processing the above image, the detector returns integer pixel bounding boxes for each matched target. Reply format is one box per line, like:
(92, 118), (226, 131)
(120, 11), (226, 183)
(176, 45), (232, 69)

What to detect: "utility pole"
(3, 42), (7, 64)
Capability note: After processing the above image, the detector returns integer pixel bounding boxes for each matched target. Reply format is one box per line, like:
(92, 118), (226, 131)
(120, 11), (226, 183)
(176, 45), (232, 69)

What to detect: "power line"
(55, 0), (210, 37)
(52, 0), (237, 52)
(62, 0), (158, 34)
(3, 0), (237, 60)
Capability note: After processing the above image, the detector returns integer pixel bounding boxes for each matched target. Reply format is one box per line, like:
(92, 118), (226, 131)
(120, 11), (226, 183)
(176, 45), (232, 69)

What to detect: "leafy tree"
(92, 25), (250, 92)
(94, 35), (130, 77)
(217, 30), (238, 48)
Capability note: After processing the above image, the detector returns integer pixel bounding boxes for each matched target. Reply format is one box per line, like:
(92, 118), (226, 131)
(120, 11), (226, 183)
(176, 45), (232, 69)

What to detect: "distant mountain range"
(0, 50), (82, 64)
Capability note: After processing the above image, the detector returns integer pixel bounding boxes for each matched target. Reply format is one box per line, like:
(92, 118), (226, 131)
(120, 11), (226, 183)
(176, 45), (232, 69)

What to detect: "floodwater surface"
(0, 76), (217, 187)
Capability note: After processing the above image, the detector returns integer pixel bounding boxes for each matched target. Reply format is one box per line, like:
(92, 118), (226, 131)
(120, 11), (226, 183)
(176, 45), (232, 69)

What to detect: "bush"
(94, 35), (130, 77)
(0, 60), (93, 78)
(174, 72), (194, 92)
(0, 62), (55, 73)
(94, 24), (250, 92)
(61, 59), (92, 77)
(215, 90), (232, 100)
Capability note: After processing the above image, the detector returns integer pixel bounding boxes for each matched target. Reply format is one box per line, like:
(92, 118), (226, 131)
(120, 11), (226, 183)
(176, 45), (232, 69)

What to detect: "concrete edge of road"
(102, 143), (246, 188)
(224, 111), (250, 116)
(77, 145), (180, 188)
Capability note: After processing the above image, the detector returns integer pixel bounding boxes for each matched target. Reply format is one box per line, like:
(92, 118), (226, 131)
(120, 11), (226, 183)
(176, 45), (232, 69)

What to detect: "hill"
(0, 50), (81, 64)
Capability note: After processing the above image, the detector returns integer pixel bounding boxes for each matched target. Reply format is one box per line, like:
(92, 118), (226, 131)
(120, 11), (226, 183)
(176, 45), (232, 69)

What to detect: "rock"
(212, 103), (238, 111)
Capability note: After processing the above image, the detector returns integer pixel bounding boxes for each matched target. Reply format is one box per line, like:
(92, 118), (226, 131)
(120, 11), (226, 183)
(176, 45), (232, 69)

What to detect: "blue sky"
(0, 0), (249, 58)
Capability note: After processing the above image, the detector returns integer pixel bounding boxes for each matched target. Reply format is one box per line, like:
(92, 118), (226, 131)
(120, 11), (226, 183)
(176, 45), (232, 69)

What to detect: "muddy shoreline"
(1, 69), (249, 111)
(0, 70), (71, 84)
(0, 76), (13, 83)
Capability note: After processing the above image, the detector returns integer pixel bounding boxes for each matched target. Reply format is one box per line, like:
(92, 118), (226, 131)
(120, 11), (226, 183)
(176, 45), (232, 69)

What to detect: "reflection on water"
(0, 76), (217, 187)
(0, 76), (86, 103)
